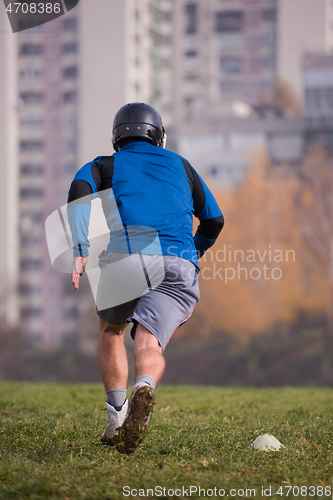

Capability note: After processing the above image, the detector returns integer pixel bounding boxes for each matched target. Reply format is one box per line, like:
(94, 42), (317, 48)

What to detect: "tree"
(294, 143), (333, 325)
(179, 148), (327, 338)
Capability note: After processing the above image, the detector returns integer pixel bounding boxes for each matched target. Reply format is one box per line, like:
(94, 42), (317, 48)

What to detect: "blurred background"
(0, 0), (333, 386)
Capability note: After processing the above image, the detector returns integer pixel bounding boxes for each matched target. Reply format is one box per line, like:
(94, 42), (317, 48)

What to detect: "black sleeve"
(181, 158), (224, 240)
(67, 180), (93, 204)
(181, 158), (206, 217)
(91, 156), (114, 192)
(67, 156), (114, 204)
(197, 215), (225, 240)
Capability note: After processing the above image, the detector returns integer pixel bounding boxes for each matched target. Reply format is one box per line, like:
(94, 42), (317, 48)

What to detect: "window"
(20, 165), (44, 175)
(215, 11), (243, 32)
(185, 74), (198, 81)
(184, 35), (197, 50)
(262, 9), (276, 22)
(220, 57), (243, 74)
(220, 81), (242, 93)
(19, 68), (44, 80)
(20, 141), (44, 152)
(247, 81), (262, 95)
(184, 97), (194, 118)
(66, 139), (77, 154)
(21, 212), (43, 223)
(63, 91), (77, 103)
(20, 117), (44, 128)
(185, 3), (197, 34)
(63, 66), (78, 79)
(18, 21), (42, 32)
(150, 5), (170, 24)
(185, 49), (198, 57)
(262, 31), (276, 45)
(65, 163), (77, 174)
(150, 54), (169, 70)
(20, 92), (44, 104)
(20, 235), (43, 247)
(19, 284), (42, 295)
(209, 166), (218, 177)
(150, 29), (169, 47)
(21, 308), (42, 318)
(20, 260), (42, 271)
(217, 32), (243, 47)
(263, 81), (273, 93)
(20, 188), (44, 199)
(20, 44), (43, 56)
(64, 307), (79, 319)
(262, 55), (276, 68)
(67, 114), (77, 127)
(63, 42), (78, 54)
(63, 18), (77, 31)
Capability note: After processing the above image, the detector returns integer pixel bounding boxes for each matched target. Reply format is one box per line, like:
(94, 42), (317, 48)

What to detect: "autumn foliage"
(182, 147), (331, 338)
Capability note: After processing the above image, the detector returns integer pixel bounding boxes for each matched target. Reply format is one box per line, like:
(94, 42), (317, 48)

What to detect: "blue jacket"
(67, 141), (224, 269)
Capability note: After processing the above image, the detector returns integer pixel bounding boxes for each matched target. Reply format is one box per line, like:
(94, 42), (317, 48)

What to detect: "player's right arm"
(67, 156), (104, 288)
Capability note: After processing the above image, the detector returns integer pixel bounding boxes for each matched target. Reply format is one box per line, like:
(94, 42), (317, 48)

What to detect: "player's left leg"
(116, 323), (162, 455)
(98, 318), (129, 445)
(134, 323), (165, 384)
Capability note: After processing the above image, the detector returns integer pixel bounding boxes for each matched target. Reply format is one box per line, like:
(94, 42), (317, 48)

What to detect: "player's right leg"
(116, 324), (163, 454)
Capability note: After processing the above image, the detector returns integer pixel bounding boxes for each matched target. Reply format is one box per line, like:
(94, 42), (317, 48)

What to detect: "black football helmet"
(112, 102), (167, 152)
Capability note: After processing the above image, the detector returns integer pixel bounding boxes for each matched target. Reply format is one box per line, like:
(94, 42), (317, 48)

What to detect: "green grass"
(0, 383), (333, 499)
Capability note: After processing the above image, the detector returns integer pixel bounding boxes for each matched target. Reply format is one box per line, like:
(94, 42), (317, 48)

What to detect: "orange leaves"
(183, 148), (329, 338)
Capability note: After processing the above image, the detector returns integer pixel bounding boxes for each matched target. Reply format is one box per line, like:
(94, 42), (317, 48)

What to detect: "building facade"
(278, 0), (333, 105)
(1, 0), (332, 346)
(172, 0), (278, 124)
(303, 52), (333, 150)
(0, 0), (173, 346)
(0, 8), (19, 326)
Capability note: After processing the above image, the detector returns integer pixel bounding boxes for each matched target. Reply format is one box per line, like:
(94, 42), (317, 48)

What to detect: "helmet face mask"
(112, 102), (166, 152)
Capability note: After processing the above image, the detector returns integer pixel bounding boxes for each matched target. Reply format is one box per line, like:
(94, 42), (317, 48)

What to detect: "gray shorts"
(96, 253), (200, 351)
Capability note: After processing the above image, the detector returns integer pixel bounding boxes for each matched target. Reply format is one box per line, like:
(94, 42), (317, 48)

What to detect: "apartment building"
(2, 0), (331, 345)
(0, 0), (173, 346)
(171, 0), (333, 188)
(278, 0), (333, 105)
(303, 52), (333, 149)
(17, 6), (85, 346)
(0, 9), (19, 325)
(172, 0), (278, 124)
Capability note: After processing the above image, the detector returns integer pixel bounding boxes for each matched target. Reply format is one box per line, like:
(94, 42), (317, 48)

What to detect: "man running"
(67, 103), (224, 454)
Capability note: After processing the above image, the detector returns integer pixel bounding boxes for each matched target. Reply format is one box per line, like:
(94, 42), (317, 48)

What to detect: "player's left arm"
(192, 172), (224, 258)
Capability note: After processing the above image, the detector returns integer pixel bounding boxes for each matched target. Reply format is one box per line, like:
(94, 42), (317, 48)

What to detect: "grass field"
(0, 382), (333, 499)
